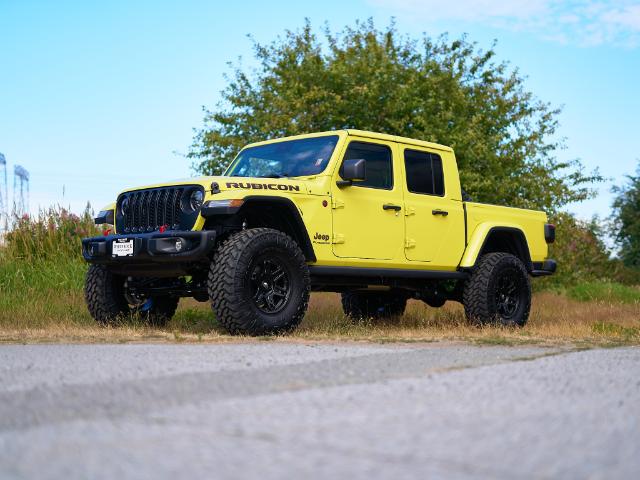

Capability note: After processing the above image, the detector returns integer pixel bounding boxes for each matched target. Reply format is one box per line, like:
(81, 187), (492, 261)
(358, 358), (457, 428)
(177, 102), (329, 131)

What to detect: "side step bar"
(309, 266), (469, 286)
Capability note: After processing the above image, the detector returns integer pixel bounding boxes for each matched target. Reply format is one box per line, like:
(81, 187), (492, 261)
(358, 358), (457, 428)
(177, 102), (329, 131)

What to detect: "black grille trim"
(116, 185), (203, 234)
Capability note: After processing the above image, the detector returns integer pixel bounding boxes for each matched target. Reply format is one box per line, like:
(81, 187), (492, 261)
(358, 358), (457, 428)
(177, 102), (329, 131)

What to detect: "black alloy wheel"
(249, 256), (292, 314)
(494, 267), (525, 319)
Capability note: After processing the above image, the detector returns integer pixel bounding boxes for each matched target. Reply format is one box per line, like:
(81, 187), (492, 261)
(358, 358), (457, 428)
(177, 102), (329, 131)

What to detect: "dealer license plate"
(112, 239), (134, 257)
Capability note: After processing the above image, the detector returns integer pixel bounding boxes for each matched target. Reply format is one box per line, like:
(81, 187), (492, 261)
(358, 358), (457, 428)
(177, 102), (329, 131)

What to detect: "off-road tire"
(84, 265), (179, 327)
(341, 290), (408, 319)
(208, 228), (311, 336)
(463, 252), (531, 327)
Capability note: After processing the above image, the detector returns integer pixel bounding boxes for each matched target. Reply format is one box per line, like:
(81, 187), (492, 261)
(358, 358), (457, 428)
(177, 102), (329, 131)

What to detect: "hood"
(119, 175), (311, 196)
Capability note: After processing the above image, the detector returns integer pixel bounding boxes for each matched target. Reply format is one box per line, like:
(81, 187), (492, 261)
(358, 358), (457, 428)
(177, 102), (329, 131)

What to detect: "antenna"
(0, 153), (7, 230)
(13, 165), (30, 217)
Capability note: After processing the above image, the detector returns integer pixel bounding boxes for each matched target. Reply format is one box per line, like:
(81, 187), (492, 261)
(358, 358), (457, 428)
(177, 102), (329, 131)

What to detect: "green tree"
(541, 213), (612, 288)
(189, 19), (601, 213)
(612, 162), (640, 269)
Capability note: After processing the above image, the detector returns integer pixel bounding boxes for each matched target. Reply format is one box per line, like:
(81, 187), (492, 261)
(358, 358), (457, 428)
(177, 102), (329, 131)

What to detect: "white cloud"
(600, 4), (640, 30)
(368, 0), (640, 47)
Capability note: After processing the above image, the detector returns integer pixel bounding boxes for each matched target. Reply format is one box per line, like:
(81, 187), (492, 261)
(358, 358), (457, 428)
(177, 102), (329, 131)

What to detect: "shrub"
(539, 213), (612, 288)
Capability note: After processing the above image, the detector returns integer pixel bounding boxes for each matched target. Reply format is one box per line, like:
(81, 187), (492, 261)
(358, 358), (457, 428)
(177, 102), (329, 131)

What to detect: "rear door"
(331, 138), (404, 260)
(401, 146), (465, 267)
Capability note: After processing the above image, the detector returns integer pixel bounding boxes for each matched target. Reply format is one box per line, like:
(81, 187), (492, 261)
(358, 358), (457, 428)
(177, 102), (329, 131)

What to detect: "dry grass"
(1, 291), (638, 346)
(295, 292), (640, 346)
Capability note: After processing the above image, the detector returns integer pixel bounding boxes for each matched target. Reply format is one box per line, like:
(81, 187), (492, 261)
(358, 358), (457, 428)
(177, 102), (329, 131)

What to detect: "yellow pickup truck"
(82, 130), (556, 335)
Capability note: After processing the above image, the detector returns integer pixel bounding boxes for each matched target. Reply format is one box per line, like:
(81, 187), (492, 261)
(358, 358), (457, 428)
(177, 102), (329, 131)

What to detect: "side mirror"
(337, 158), (366, 187)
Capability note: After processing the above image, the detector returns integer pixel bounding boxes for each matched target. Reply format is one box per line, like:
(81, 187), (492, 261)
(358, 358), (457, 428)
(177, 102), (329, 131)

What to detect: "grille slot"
(118, 186), (198, 234)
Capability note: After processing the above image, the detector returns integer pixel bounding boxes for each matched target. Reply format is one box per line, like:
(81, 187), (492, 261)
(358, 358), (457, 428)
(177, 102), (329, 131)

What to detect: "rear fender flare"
(460, 223), (532, 270)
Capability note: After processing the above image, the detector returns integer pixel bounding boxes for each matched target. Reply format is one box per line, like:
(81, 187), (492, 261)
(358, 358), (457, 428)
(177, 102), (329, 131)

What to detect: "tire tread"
(463, 252), (531, 326)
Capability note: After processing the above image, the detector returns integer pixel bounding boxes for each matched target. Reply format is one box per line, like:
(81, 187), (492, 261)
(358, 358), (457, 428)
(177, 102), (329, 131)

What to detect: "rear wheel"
(341, 290), (408, 320)
(462, 252), (531, 326)
(84, 265), (179, 326)
(208, 228), (310, 335)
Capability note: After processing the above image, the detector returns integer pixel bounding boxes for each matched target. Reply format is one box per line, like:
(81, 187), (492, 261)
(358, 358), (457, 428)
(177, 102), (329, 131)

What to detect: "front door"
(331, 138), (404, 260)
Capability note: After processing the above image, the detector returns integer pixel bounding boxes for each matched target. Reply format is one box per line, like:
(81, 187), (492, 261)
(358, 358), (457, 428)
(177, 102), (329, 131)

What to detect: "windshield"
(226, 135), (339, 178)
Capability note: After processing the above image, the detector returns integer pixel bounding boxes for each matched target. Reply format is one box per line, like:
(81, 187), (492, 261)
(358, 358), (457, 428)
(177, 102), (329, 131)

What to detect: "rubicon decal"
(225, 182), (300, 192)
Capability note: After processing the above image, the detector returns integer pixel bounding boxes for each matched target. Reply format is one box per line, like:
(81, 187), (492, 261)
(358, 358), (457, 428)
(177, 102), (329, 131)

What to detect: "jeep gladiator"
(82, 130), (556, 334)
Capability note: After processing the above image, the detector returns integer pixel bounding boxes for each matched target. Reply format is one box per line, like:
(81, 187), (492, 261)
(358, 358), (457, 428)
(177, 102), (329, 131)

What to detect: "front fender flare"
(238, 196), (316, 262)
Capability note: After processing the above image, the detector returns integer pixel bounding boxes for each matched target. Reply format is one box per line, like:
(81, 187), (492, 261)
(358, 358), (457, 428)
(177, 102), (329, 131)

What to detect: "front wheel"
(208, 228), (311, 336)
(84, 265), (179, 326)
(462, 252), (531, 326)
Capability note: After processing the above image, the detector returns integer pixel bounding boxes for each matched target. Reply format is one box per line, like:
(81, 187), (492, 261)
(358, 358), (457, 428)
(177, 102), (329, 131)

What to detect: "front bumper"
(531, 259), (557, 277)
(82, 230), (217, 265)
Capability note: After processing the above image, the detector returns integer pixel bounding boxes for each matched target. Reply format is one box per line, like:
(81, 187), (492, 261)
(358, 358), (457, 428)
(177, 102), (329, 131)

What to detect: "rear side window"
(340, 141), (393, 190)
(404, 149), (445, 196)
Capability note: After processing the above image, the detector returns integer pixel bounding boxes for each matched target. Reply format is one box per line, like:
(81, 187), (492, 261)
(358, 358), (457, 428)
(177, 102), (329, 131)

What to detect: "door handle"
(383, 204), (402, 211)
(432, 209), (449, 216)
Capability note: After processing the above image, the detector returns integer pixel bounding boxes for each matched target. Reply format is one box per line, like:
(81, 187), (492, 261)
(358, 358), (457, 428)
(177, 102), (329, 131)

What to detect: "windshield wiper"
(263, 172), (289, 178)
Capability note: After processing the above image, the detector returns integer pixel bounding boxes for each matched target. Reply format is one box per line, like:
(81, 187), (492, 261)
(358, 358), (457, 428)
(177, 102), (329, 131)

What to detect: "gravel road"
(0, 343), (638, 479)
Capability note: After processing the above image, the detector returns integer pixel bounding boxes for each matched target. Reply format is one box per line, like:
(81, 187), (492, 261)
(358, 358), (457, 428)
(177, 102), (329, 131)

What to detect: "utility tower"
(13, 165), (30, 217)
(0, 153), (7, 230)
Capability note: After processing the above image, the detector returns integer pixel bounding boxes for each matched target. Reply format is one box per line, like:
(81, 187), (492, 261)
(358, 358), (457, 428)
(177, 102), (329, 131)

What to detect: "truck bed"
(463, 202), (549, 265)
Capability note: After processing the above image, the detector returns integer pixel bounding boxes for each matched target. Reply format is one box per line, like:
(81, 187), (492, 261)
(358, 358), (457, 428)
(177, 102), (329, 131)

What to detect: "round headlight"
(120, 197), (130, 216)
(189, 190), (204, 211)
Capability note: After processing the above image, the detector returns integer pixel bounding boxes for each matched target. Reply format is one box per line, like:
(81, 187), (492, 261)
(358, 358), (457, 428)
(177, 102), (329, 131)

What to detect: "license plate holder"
(112, 238), (134, 257)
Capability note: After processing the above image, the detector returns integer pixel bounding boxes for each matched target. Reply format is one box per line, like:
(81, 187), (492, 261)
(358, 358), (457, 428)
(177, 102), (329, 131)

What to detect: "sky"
(1, 0), (639, 224)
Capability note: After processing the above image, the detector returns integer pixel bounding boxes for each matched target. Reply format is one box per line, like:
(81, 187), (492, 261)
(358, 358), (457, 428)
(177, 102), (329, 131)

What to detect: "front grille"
(116, 186), (202, 234)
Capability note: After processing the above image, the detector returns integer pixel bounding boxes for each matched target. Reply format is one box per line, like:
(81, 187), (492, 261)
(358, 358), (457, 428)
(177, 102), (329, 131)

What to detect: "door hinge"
(331, 199), (345, 209)
(405, 239), (416, 249)
(332, 234), (345, 244)
(404, 207), (416, 216)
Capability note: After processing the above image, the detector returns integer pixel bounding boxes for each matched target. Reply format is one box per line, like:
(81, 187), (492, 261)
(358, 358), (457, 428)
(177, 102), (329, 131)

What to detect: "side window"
(404, 149), (445, 196)
(340, 141), (393, 190)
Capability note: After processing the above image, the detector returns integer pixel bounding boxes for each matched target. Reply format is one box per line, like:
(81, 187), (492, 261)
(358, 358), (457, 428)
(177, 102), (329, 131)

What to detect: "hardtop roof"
(242, 129), (453, 152)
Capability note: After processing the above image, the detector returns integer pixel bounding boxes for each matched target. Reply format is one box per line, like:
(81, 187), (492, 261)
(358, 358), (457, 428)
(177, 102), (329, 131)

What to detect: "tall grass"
(3, 207), (99, 261)
(0, 207), (99, 328)
(0, 258), (91, 328)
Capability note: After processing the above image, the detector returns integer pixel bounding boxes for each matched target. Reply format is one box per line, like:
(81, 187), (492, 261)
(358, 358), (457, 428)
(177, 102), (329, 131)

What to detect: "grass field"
(1, 208), (638, 346)
(568, 281), (640, 304)
(1, 256), (638, 346)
